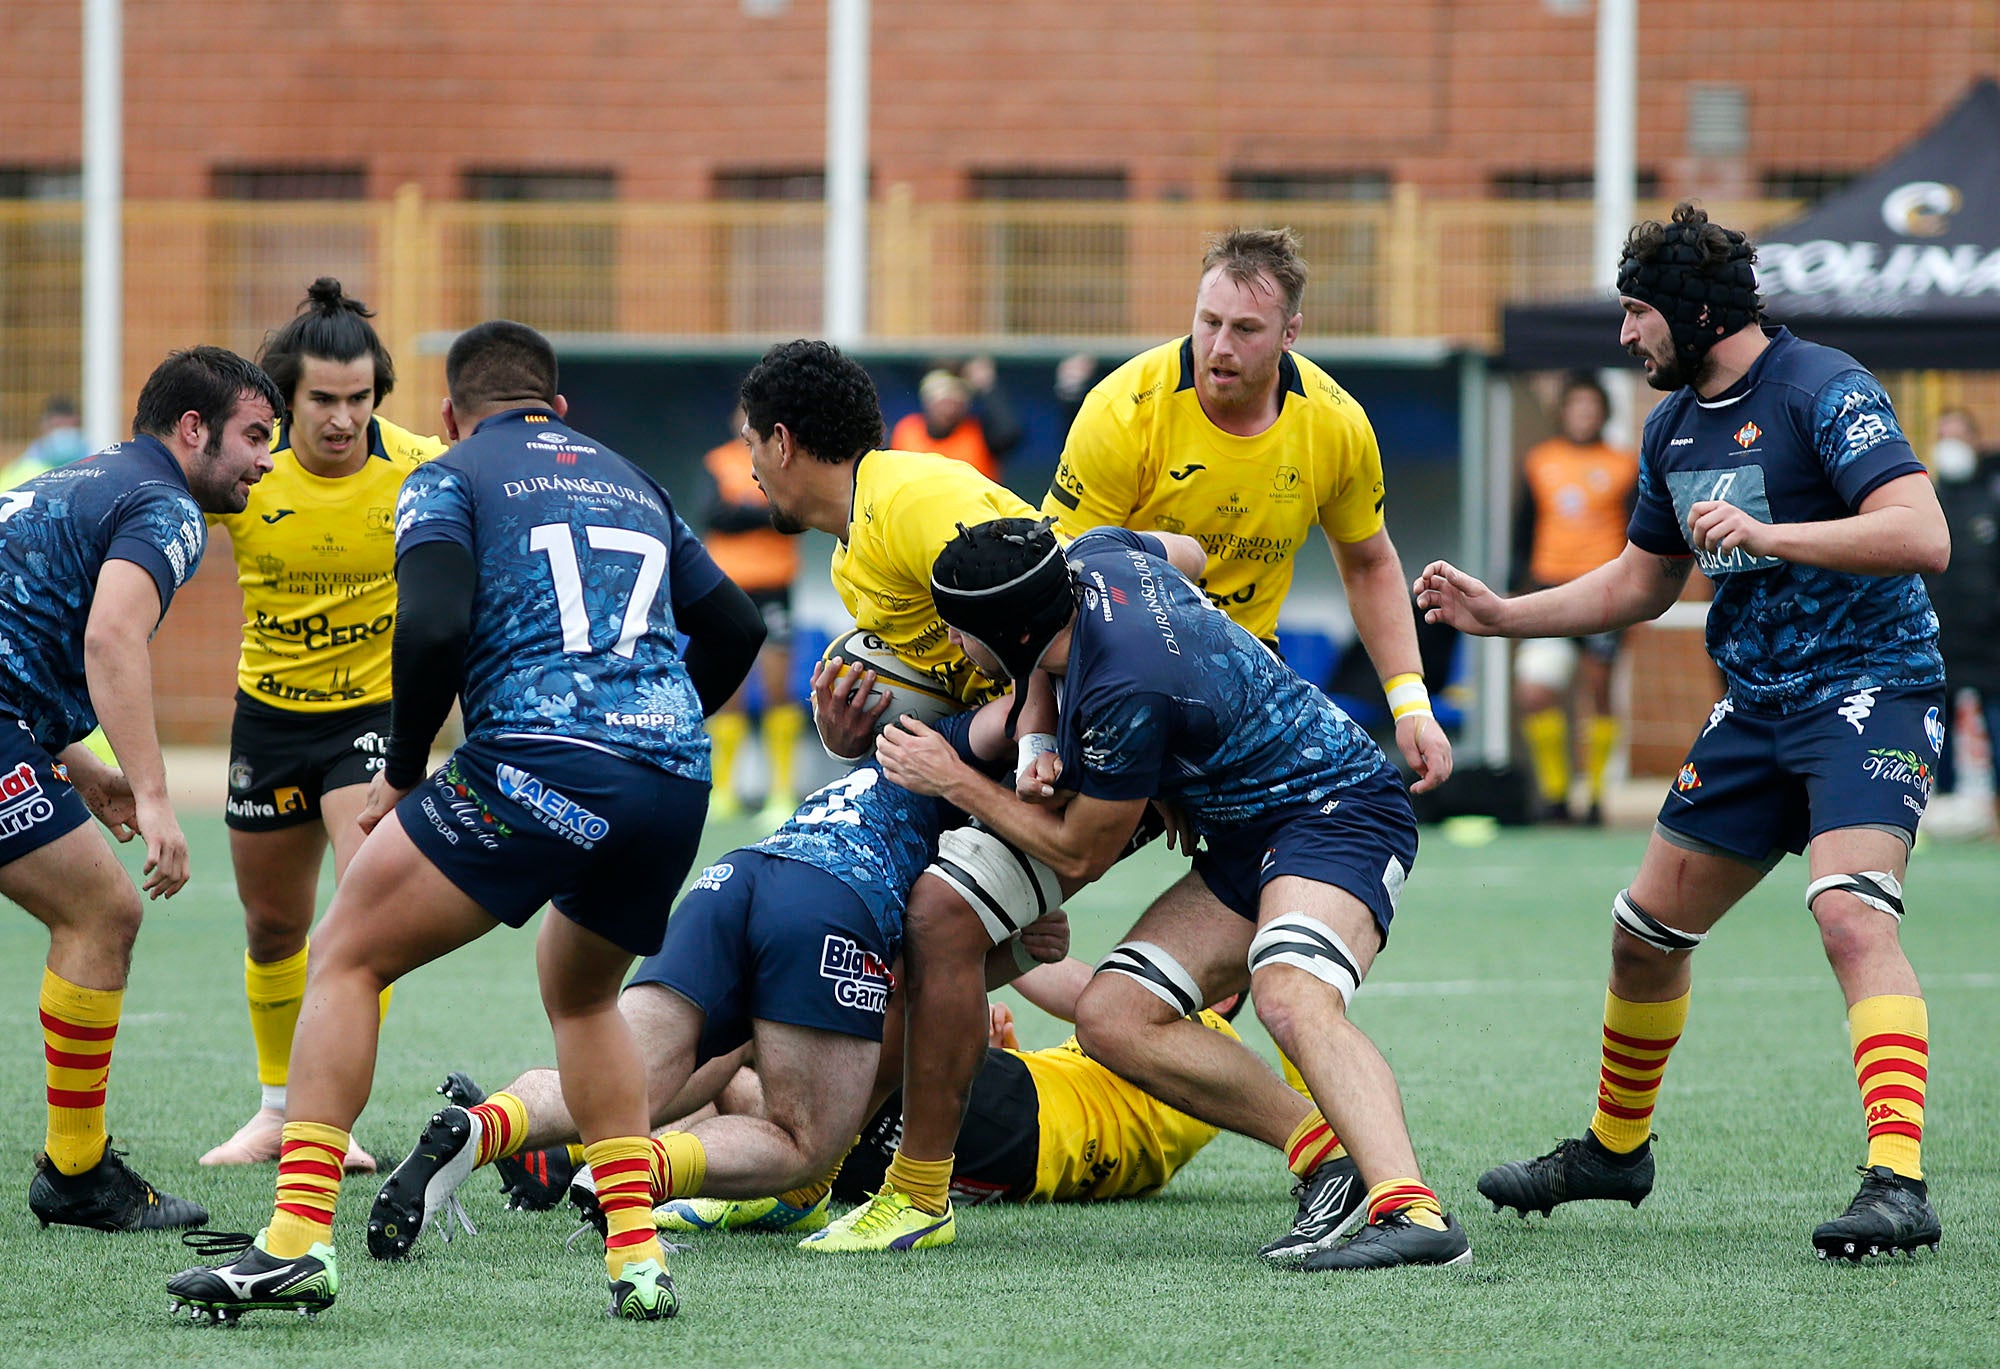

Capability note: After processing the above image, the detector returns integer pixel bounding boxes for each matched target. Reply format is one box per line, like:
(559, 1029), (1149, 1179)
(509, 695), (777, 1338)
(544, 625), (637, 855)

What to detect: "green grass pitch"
(0, 816), (1993, 1366)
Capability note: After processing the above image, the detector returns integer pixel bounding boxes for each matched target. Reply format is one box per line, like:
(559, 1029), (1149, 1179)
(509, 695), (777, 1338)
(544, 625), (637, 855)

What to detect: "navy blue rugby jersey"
(1627, 328), (1941, 713)
(393, 408), (723, 779)
(1055, 527), (1386, 834)
(0, 436), (205, 748)
(748, 713), (979, 951)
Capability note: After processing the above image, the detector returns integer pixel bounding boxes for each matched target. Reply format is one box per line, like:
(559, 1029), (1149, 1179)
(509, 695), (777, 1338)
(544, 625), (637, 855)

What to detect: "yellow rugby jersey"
(1016, 1010), (1233, 1202)
(210, 415), (445, 711)
(1043, 337), (1386, 641)
(831, 449), (1035, 706)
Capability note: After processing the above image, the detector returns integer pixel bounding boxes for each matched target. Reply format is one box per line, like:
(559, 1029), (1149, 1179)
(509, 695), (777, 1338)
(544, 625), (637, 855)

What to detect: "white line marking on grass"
(1367, 973), (1996, 997)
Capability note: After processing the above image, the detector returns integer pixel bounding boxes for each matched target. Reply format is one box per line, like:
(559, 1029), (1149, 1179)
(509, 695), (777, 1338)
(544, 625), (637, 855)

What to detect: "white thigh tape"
(1095, 940), (1202, 1018)
(1612, 889), (1707, 952)
(1246, 913), (1361, 1007)
(1805, 870), (1905, 922)
(927, 824), (1062, 946)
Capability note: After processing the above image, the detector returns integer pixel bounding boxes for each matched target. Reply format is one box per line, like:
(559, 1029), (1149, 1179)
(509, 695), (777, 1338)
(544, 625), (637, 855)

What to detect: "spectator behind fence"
(888, 356), (1022, 484)
(1, 396), (88, 488)
(1924, 407), (2000, 836)
(701, 404), (804, 822)
(1510, 372), (1640, 824)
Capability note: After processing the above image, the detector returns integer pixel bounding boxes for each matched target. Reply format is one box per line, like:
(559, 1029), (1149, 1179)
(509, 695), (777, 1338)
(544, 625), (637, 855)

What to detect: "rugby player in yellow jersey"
(657, 964), (1232, 1227)
(199, 279), (445, 1174)
(732, 339), (1038, 760)
(1044, 226), (1450, 792)
(1033, 229), (1450, 1260)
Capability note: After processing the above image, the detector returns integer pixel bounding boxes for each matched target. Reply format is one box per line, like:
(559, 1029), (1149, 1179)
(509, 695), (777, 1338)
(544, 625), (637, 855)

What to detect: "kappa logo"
(0, 761), (55, 837)
(1702, 695), (1734, 737)
(1838, 687), (1881, 735)
(1734, 422), (1762, 449)
(1670, 437), (1695, 446)
(820, 934), (892, 1014)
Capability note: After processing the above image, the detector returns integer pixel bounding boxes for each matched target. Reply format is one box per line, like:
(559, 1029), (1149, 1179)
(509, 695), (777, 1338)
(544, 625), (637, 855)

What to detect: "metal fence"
(0, 188), (1811, 448)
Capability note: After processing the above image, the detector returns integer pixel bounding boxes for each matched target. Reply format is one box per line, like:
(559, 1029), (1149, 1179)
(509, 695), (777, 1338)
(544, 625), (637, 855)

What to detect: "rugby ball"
(821, 628), (963, 735)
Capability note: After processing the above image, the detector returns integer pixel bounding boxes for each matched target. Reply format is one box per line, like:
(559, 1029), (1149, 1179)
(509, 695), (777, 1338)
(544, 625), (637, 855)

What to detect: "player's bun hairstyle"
(737, 339), (885, 465)
(931, 516), (1075, 733)
(132, 345), (285, 442)
(1617, 201), (1762, 363)
(446, 320), (559, 412)
(1201, 225), (1309, 318)
(258, 277), (396, 410)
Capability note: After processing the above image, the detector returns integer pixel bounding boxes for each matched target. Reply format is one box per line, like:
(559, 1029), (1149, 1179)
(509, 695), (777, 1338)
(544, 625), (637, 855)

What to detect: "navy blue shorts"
(1192, 762), (1419, 943)
(1658, 686), (1945, 864)
(626, 850), (895, 1062)
(397, 735), (707, 956)
(0, 720), (90, 868)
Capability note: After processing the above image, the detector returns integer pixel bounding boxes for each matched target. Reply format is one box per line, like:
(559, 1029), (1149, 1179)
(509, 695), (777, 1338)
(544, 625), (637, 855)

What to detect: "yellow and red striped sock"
(1284, 1108), (1345, 1178)
(585, 1137), (666, 1278)
(1850, 994), (1927, 1180)
(648, 1130), (708, 1202)
(469, 1092), (529, 1167)
(267, 1121), (348, 1257)
(40, 968), (120, 1176)
(1365, 1177), (1446, 1230)
(1589, 989), (1688, 1154)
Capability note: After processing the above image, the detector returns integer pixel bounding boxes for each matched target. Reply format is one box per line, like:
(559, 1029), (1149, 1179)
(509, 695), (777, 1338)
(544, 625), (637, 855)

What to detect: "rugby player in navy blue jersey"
(1417, 202), (1948, 1262)
(361, 704), (1067, 1258)
(168, 321), (766, 1322)
(871, 518), (1469, 1272)
(6, 346), (278, 1234)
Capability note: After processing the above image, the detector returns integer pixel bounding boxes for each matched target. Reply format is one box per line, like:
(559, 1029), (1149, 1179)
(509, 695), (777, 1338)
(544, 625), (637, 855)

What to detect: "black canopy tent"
(1501, 77), (2000, 372)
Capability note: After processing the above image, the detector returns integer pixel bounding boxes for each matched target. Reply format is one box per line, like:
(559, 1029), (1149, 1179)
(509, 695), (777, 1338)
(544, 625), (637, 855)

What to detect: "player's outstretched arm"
(1416, 541), (1691, 640)
(1006, 954), (1095, 1022)
(83, 559), (185, 898)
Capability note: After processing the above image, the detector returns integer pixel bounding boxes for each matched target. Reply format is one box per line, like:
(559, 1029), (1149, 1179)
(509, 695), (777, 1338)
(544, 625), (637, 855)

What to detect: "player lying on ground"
(364, 700), (1071, 1255)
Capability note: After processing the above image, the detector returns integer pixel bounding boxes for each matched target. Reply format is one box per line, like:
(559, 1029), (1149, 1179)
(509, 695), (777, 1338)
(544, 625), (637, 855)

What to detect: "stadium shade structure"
(1500, 77), (2000, 373)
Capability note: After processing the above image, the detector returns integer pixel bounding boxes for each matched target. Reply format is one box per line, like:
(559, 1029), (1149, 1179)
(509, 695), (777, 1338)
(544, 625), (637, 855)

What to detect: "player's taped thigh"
(1245, 912), (1362, 1009)
(926, 823), (1063, 946)
(1094, 940), (1204, 1018)
(1612, 888), (1707, 953)
(1805, 870), (1905, 922)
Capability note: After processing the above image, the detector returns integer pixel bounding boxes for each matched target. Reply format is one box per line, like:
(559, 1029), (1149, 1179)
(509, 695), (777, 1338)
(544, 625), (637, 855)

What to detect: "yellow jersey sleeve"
(832, 450), (1034, 706)
(212, 416), (447, 712)
(1315, 387), (1388, 546)
(1019, 1011), (1232, 1202)
(1043, 377), (1144, 539)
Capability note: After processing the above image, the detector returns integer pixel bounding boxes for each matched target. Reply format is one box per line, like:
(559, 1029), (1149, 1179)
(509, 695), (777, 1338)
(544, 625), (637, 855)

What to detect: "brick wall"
(4, 1), (1993, 201)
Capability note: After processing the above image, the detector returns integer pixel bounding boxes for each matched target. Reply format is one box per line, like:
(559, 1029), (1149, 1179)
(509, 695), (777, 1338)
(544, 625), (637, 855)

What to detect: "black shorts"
(835, 1048), (1041, 1207)
(225, 692), (392, 832)
(746, 588), (793, 643)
